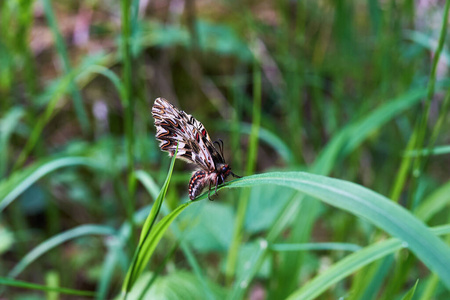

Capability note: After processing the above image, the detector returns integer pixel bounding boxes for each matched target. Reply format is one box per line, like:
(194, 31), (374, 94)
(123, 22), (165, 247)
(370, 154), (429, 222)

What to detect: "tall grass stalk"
(17, 0), (37, 96)
(410, 0), (450, 194)
(352, 4), (450, 296)
(422, 86), (450, 165)
(225, 51), (261, 284)
(41, 0), (90, 133)
(121, 0), (137, 238)
(379, 3), (450, 296)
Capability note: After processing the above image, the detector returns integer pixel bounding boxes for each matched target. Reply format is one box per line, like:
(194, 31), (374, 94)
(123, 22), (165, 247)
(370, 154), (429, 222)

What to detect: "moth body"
(152, 97), (239, 200)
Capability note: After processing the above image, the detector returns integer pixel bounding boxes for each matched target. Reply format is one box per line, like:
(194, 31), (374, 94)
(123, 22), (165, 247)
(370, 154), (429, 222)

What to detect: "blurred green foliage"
(0, 0), (450, 299)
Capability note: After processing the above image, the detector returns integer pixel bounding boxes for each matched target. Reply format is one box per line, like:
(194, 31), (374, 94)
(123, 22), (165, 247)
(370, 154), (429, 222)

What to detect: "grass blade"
(122, 201), (195, 297)
(0, 107), (24, 177)
(405, 145), (450, 157)
(401, 279), (419, 300)
(270, 242), (362, 252)
(225, 172), (450, 289)
(414, 181), (450, 222)
(41, 0), (90, 133)
(8, 224), (116, 278)
(0, 277), (95, 297)
(0, 157), (102, 212)
(286, 225), (450, 300)
(226, 53), (262, 284)
(122, 146), (179, 297)
(315, 88), (427, 174)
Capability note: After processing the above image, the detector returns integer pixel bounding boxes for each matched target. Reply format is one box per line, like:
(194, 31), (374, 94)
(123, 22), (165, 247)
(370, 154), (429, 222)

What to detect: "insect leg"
(214, 177), (220, 196)
(208, 181), (213, 201)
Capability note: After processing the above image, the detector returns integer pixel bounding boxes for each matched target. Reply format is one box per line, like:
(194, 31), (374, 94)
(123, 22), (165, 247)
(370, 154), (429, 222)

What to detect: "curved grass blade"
(14, 53), (106, 170)
(122, 146), (179, 297)
(227, 88), (442, 299)
(122, 202), (195, 297)
(0, 277), (95, 297)
(315, 88), (427, 174)
(341, 88), (428, 156)
(134, 170), (160, 200)
(42, 0), (89, 133)
(97, 228), (129, 300)
(224, 172), (450, 289)
(0, 157), (102, 212)
(0, 107), (25, 177)
(405, 30), (450, 65)
(8, 224), (116, 278)
(224, 122), (295, 165)
(77, 65), (126, 105)
(286, 225), (450, 300)
(414, 181), (450, 223)
(134, 170), (216, 299)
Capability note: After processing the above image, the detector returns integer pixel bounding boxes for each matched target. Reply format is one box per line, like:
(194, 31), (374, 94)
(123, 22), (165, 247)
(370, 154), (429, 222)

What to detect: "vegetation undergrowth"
(1, 0), (449, 299)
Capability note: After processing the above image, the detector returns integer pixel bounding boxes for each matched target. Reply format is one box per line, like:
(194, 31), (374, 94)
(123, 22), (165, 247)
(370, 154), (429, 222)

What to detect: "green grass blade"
(410, 0), (450, 202)
(401, 279), (419, 300)
(121, 169), (215, 299)
(227, 88), (439, 298)
(405, 145), (450, 157)
(226, 54), (262, 284)
(341, 89), (428, 156)
(390, 130), (418, 202)
(97, 230), (129, 300)
(315, 88), (427, 174)
(122, 147), (178, 297)
(41, 0), (90, 133)
(8, 224), (116, 278)
(236, 122), (295, 165)
(414, 181), (450, 222)
(123, 202), (194, 297)
(0, 277), (95, 297)
(0, 157), (102, 212)
(228, 238), (269, 300)
(286, 225), (450, 300)
(225, 172), (450, 289)
(134, 170), (160, 205)
(13, 76), (73, 170)
(270, 242), (362, 252)
(139, 151), (177, 246)
(45, 271), (59, 300)
(77, 65), (126, 103)
(0, 107), (24, 177)
(405, 30), (450, 64)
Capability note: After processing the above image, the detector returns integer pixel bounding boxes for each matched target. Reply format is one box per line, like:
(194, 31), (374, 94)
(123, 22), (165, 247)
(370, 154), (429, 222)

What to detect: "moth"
(152, 97), (240, 200)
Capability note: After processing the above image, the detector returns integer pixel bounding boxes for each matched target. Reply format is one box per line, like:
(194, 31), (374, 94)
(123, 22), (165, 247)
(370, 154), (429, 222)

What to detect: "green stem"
(410, 0), (450, 192)
(121, 0), (136, 238)
(42, 0), (90, 134)
(225, 51), (261, 285)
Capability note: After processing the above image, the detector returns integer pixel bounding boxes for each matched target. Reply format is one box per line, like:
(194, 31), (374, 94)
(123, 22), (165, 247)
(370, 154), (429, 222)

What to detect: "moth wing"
(179, 110), (226, 166)
(152, 97), (218, 171)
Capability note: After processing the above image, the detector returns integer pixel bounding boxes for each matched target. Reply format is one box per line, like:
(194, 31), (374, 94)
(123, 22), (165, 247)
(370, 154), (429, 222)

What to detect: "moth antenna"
(214, 140), (221, 151)
(214, 139), (225, 158)
(219, 139), (224, 153)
